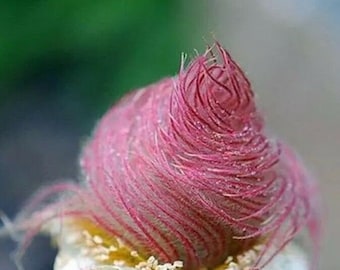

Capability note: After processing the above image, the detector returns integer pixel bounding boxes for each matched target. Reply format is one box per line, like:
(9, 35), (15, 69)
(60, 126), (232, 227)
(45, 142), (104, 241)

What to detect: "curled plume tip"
(6, 42), (321, 270)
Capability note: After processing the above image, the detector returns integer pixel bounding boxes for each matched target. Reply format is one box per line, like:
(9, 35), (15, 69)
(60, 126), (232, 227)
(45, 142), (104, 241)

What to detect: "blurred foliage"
(0, 0), (205, 129)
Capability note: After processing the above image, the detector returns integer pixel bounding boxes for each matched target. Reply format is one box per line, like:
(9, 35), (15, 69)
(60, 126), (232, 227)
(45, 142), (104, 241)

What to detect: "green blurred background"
(0, 0), (206, 129)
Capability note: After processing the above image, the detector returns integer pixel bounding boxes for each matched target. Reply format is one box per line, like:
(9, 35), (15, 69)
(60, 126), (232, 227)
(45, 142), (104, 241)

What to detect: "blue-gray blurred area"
(0, 1), (206, 269)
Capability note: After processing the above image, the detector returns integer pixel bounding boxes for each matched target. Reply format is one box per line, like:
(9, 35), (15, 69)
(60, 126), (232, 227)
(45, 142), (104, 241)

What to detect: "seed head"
(7, 43), (321, 270)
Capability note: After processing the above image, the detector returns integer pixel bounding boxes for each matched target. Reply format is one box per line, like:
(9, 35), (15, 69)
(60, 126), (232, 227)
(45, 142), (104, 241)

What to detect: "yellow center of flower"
(52, 218), (265, 270)
(57, 218), (146, 267)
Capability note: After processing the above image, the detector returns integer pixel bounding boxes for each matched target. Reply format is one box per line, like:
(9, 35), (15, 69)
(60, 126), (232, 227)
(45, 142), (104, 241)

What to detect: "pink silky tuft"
(11, 43), (321, 269)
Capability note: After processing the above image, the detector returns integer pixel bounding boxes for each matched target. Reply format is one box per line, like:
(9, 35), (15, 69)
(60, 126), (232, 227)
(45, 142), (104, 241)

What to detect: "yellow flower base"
(49, 218), (308, 270)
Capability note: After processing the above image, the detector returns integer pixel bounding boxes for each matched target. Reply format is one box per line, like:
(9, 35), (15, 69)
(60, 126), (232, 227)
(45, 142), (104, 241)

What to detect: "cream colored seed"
(147, 256), (156, 264)
(116, 237), (125, 247)
(92, 246), (109, 256)
(85, 238), (95, 247)
(247, 249), (257, 260)
(113, 260), (126, 266)
(173, 261), (183, 268)
(152, 259), (159, 267)
(98, 245), (110, 254)
(253, 244), (264, 252)
(93, 235), (104, 244)
(224, 256), (233, 264)
(82, 230), (91, 239)
(130, 250), (139, 257)
(227, 262), (240, 270)
(94, 254), (109, 261)
(239, 250), (256, 266)
(159, 263), (171, 269)
(157, 265), (169, 270)
(109, 245), (118, 252)
(135, 262), (147, 267)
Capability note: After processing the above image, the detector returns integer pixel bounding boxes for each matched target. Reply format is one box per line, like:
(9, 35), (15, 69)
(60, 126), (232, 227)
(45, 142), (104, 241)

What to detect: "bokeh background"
(0, 1), (339, 269)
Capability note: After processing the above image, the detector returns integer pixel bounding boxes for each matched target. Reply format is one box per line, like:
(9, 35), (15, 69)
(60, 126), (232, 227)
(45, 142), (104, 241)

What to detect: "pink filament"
(12, 43), (320, 269)
(79, 43), (320, 268)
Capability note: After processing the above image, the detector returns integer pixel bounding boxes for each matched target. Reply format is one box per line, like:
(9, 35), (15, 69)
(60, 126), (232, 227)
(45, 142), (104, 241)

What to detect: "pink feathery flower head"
(6, 42), (321, 270)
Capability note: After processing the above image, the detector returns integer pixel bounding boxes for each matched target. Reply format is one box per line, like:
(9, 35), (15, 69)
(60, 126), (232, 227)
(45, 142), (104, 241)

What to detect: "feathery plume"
(3, 42), (320, 270)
